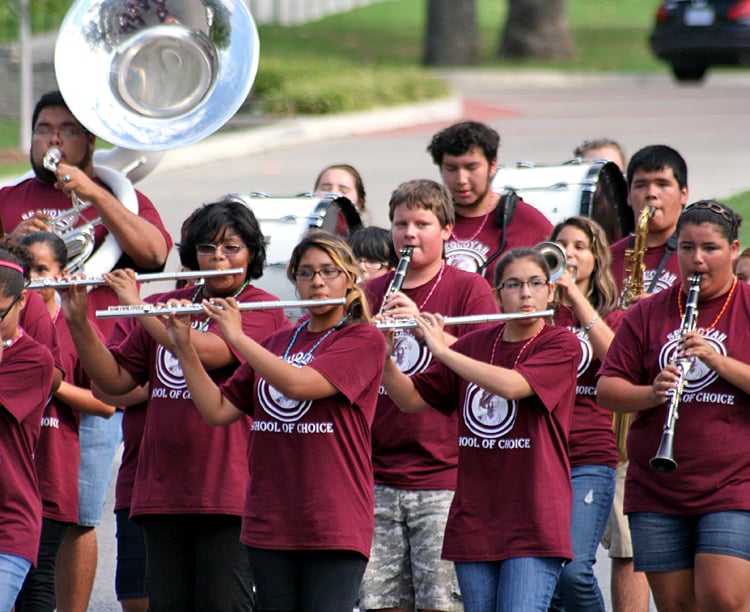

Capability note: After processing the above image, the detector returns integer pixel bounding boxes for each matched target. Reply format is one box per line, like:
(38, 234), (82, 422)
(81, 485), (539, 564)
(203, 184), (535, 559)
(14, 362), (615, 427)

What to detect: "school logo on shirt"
(658, 328), (726, 394)
(444, 240), (490, 274)
(568, 327), (593, 378)
(391, 331), (432, 375)
(154, 345), (186, 390)
(257, 377), (312, 422)
(463, 382), (516, 438)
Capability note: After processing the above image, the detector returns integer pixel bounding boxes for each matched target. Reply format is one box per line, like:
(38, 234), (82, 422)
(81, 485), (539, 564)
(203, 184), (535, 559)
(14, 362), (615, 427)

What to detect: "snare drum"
(229, 192), (362, 300)
(492, 159), (632, 244)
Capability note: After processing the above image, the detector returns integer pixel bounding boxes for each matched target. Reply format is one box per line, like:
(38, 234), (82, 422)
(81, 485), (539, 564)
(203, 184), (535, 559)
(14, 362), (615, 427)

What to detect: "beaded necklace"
(450, 204), (492, 243)
(192, 280), (250, 332)
(489, 320), (546, 368)
(417, 262), (446, 310)
(1, 327), (25, 349)
(282, 315), (348, 365)
(677, 275), (737, 331)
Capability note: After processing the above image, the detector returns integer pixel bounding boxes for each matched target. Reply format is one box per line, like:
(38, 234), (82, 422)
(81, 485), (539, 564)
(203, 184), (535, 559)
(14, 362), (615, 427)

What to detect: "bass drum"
(492, 159), (633, 245)
(229, 192), (362, 301)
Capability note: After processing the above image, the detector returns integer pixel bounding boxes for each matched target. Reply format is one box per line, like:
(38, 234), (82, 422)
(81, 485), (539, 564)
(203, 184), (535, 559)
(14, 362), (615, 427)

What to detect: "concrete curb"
(156, 94), (463, 171)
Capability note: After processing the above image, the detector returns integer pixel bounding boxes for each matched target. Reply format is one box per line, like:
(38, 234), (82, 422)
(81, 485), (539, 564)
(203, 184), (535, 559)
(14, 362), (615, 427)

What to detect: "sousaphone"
(55, 0), (259, 151)
(48, 0), (260, 276)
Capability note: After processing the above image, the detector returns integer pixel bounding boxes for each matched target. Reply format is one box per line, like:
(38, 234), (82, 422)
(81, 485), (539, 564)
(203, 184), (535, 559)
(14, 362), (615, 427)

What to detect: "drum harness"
(477, 190), (519, 277)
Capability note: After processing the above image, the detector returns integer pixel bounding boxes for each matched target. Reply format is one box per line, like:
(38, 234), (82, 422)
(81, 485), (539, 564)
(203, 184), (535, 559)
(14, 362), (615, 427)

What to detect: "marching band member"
(548, 217), (622, 611)
(0, 248), (55, 609)
(605, 144), (690, 612)
(15, 232), (115, 610)
(597, 200), (750, 611)
(381, 247), (580, 611)
(0, 90), (172, 611)
(360, 179), (497, 612)
(164, 231), (385, 611)
(60, 198), (289, 610)
(427, 120), (552, 283)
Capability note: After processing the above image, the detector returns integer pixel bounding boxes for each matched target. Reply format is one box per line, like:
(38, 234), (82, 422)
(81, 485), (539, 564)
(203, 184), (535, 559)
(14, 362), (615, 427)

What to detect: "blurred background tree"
(424, 0), (575, 66)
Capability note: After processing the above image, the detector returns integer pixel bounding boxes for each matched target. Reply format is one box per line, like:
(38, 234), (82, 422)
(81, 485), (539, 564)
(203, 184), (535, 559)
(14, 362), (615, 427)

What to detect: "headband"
(0, 260), (24, 275)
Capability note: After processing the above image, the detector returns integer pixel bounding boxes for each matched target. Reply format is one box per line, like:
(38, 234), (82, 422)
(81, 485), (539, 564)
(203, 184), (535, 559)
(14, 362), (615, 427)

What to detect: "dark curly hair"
(427, 121), (500, 166)
(178, 197), (266, 281)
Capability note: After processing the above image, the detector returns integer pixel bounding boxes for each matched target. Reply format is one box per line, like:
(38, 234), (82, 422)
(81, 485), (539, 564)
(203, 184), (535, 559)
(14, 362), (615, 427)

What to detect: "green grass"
(724, 191), (750, 247)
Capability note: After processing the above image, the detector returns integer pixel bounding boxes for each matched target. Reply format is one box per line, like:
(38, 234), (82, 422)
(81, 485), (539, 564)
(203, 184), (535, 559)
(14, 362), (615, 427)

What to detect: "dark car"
(650, 0), (750, 82)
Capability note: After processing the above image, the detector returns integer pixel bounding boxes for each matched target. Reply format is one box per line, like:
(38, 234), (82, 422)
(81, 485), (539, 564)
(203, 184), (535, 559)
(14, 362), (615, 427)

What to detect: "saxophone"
(618, 206), (655, 310)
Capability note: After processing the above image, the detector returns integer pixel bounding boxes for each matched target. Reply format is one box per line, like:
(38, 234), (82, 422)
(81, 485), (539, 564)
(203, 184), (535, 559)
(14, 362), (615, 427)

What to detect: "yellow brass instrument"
(650, 273), (701, 472)
(619, 206), (655, 309)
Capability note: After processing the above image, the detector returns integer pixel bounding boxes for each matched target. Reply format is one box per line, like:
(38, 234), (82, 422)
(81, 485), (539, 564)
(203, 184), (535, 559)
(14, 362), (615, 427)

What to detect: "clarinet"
(379, 246), (413, 315)
(649, 273), (701, 472)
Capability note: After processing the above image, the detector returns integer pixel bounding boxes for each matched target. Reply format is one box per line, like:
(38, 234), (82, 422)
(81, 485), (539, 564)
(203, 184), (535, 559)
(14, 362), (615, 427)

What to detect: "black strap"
(477, 190), (518, 278)
(646, 232), (678, 293)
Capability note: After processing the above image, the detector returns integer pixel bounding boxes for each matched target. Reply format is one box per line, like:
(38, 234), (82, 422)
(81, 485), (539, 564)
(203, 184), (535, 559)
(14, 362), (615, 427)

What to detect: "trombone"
(27, 268), (245, 290)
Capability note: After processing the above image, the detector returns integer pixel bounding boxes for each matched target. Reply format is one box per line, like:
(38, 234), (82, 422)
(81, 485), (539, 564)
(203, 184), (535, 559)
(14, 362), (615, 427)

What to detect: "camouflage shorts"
(359, 485), (463, 611)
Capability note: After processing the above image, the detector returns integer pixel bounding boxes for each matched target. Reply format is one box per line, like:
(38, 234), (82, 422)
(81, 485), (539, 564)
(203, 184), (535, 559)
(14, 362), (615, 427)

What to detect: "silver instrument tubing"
(28, 268), (245, 290)
(96, 298), (347, 319)
(375, 309), (555, 330)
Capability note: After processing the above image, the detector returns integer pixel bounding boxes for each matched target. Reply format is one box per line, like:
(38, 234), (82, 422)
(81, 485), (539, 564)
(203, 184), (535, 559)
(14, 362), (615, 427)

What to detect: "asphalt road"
(87, 69), (750, 610)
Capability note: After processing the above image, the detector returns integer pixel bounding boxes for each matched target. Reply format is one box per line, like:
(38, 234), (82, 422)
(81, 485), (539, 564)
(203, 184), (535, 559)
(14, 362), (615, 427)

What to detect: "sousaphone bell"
(54, 0), (260, 151)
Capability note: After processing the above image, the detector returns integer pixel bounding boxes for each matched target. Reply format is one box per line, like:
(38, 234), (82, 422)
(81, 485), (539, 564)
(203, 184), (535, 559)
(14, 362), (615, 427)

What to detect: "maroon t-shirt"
(110, 284), (290, 519)
(445, 199), (553, 285)
(35, 313), (88, 523)
(20, 290), (61, 369)
(220, 322), (386, 558)
(610, 235), (681, 296)
(0, 177), (173, 339)
(0, 332), (55, 564)
(598, 281), (750, 514)
(554, 307), (621, 468)
(106, 293), (163, 513)
(412, 323), (580, 563)
(364, 265), (498, 489)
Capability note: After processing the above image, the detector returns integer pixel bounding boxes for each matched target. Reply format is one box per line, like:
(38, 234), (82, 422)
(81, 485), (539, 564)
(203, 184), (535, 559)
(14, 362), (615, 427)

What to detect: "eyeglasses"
(196, 243), (247, 256)
(497, 278), (549, 292)
(32, 127), (88, 139)
(0, 293), (22, 322)
(294, 268), (345, 282)
(357, 258), (389, 272)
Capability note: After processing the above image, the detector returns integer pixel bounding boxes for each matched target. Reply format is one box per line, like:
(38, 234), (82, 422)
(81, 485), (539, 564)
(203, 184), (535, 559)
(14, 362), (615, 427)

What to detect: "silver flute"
(375, 309), (555, 330)
(96, 297), (347, 319)
(27, 268), (245, 290)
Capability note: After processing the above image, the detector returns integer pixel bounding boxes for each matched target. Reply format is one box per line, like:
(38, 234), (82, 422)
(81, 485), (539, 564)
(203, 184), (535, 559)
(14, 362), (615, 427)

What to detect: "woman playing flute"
(61, 198), (290, 610)
(163, 231), (385, 612)
(381, 247), (581, 610)
(597, 200), (750, 611)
